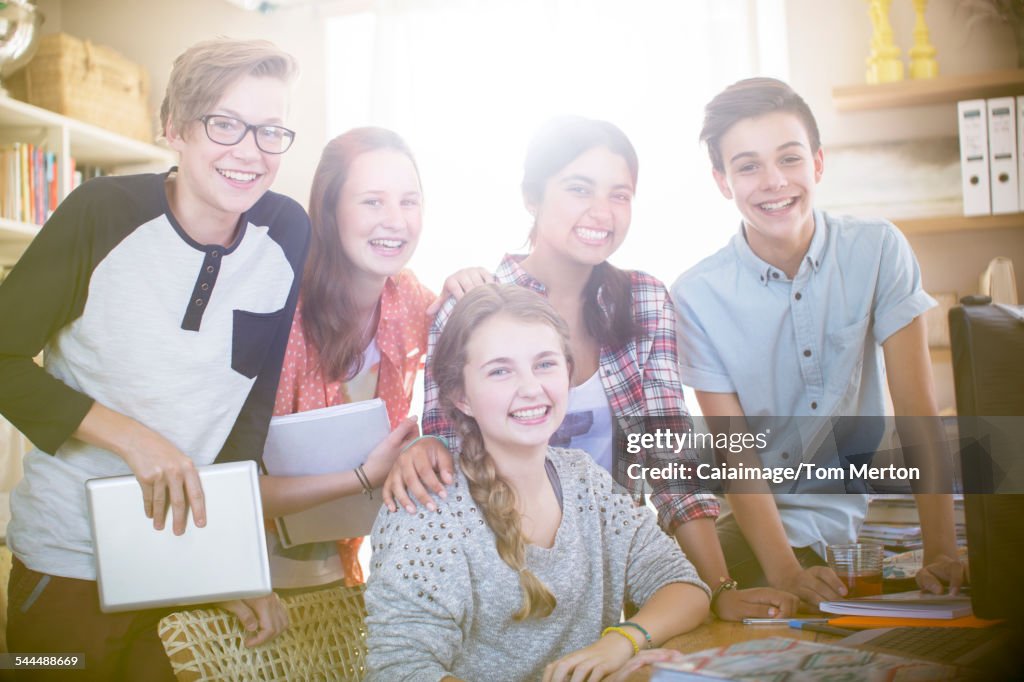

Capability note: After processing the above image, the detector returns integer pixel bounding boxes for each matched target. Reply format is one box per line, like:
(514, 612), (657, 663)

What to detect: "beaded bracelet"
(615, 621), (652, 649)
(400, 434), (450, 455)
(354, 464), (373, 499)
(710, 576), (739, 608)
(601, 626), (640, 656)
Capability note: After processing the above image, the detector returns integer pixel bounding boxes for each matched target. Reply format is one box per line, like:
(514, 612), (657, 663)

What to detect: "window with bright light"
(325, 0), (788, 293)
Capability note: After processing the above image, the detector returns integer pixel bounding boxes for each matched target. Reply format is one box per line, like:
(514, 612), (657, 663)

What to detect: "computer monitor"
(949, 299), (1024, 622)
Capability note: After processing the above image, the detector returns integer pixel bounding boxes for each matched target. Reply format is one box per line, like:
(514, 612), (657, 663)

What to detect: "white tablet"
(86, 460), (271, 613)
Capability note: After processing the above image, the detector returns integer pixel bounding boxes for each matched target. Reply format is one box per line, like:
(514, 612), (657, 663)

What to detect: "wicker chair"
(158, 585), (368, 682)
(0, 544), (11, 653)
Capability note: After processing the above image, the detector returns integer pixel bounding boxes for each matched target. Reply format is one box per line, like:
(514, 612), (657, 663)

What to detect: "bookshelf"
(0, 96), (175, 265)
(832, 71), (1024, 238)
(832, 69), (1024, 111)
(892, 213), (1024, 236)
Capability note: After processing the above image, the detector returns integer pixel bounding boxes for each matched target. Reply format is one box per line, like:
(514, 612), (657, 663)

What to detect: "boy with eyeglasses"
(0, 38), (309, 679)
(672, 78), (961, 610)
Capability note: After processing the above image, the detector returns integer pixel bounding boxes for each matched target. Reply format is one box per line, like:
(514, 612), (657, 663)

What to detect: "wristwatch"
(710, 577), (739, 609)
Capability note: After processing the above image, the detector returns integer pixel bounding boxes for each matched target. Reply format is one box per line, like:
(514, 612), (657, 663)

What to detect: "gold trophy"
(866, 0), (904, 84)
(908, 0), (939, 79)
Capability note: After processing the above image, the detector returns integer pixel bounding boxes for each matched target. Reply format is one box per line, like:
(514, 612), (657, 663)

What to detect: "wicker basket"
(159, 586), (369, 682)
(7, 33), (154, 143)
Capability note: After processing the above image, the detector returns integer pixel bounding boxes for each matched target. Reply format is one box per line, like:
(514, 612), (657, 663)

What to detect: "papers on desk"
(651, 663), (732, 680)
(819, 590), (972, 620)
(262, 399), (391, 547)
(649, 637), (955, 680)
(828, 615), (1002, 630)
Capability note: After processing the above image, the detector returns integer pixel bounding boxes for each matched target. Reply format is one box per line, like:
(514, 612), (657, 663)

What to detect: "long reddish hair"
(302, 127), (421, 381)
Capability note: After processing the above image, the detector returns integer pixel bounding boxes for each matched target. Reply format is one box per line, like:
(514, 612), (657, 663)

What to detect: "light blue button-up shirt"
(671, 210), (936, 557)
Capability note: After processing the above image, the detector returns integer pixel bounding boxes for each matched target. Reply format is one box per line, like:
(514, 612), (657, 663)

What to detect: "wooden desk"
(625, 617), (842, 681)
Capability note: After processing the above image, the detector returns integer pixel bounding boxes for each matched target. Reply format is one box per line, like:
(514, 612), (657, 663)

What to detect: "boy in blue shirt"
(672, 78), (962, 609)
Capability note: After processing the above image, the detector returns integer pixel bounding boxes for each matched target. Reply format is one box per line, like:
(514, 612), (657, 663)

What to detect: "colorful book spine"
(0, 144), (76, 225)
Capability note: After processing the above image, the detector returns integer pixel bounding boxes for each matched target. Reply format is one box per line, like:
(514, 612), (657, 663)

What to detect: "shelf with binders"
(830, 71), (1024, 232)
(0, 96), (175, 266)
(891, 212), (1024, 235)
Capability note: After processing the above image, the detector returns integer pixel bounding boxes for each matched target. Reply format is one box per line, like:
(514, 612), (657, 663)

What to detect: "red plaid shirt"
(422, 254), (719, 531)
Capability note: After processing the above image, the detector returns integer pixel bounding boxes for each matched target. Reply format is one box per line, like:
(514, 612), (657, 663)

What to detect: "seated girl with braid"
(364, 284), (709, 682)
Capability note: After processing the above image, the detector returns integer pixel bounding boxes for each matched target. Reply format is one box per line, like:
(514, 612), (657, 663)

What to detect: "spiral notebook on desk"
(262, 399), (390, 547)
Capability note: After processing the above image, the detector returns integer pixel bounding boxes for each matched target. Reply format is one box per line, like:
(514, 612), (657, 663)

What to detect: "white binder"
(1016, 96), (1024, 211)
(958, 99), (990, 216)
(987, 97), (1018, 214)
(262, 398), (390, 547)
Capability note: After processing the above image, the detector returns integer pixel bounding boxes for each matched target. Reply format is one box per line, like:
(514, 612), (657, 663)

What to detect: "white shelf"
(0, 96), (174, 167)
(894, 213), (1024, 235)
(832, 69), (1024, 111)
(0, 96), (175, 264)
(0, 217), (40, 241)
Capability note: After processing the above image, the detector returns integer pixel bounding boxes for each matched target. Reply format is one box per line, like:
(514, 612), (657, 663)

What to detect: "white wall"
(38, 0), (328, 206)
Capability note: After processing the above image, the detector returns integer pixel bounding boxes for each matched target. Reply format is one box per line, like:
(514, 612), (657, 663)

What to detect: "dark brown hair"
(432, 284), (574, 620)
(302, 127), (421, 381)
(699, 77), (821, 173)
(522, 116), (638, 349)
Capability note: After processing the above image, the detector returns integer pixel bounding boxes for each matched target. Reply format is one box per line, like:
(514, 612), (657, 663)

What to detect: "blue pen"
(742, 617), (828, 625)
(789, 620), (857, 637)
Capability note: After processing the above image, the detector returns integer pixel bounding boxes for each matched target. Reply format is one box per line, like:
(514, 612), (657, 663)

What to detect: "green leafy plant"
(960, 0), (1024, 66)
(961, 0), (1024, 23)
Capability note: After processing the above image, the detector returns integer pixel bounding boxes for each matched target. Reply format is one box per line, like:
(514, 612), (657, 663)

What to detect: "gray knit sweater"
(364, 447), (709, 682)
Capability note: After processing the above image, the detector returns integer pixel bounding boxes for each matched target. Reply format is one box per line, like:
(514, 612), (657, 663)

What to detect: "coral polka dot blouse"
(272, 270), (434, 584)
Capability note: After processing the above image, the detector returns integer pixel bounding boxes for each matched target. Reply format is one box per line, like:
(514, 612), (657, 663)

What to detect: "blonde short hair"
(159, 37), (298, 138)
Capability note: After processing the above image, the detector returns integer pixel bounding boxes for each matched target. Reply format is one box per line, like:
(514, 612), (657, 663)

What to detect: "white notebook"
(262, 398), (391, 547)
(819, 590), (972, 619)
(86, 460), (272, 613)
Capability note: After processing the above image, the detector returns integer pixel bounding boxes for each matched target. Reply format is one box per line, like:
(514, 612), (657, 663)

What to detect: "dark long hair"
(302, 127), (421, 381)
(522, 116), (638, 349)
(432, 284), (574, 620)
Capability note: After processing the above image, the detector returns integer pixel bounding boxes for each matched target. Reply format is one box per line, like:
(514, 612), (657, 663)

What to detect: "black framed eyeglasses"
(198, 115), (296, 154)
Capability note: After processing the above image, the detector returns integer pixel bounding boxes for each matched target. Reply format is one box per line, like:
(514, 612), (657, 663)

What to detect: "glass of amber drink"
(826, 543), (883, 597)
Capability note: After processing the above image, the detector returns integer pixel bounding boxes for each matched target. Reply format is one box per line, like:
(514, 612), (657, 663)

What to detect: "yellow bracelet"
(601, 626), (640, 656)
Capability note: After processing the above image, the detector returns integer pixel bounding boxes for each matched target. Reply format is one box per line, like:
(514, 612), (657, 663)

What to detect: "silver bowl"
(0, 0), (43, 94)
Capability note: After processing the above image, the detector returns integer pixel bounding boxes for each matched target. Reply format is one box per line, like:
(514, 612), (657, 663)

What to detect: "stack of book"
(0, 143), (105, 226)
(0, 143), (60, 225)
(859, 523), (923, 554)
(862, 495), (966, 559)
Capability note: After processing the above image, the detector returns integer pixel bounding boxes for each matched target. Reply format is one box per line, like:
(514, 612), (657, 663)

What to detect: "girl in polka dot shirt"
(260, 127), (433, 589)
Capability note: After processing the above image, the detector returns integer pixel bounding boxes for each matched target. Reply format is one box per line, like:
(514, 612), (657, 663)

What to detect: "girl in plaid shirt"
(381, 116), (797, 621)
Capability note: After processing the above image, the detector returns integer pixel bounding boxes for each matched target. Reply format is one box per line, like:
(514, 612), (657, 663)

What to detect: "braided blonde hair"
(431, 284), (573, 620)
